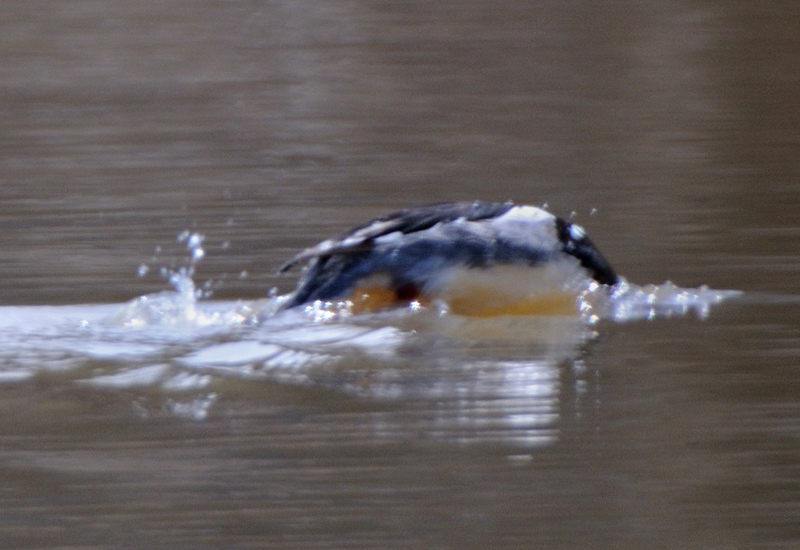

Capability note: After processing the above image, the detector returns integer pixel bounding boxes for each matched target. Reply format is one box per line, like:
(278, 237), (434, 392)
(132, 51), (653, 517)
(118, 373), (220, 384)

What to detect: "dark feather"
(279, 201), (514, 273)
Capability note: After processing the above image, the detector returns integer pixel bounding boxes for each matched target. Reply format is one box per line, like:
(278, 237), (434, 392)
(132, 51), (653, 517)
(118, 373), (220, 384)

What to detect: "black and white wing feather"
(279, 201), (515, 273)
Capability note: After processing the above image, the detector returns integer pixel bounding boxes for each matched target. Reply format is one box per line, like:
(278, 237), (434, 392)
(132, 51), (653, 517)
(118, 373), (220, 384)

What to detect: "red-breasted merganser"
(279, 201), (618, 316)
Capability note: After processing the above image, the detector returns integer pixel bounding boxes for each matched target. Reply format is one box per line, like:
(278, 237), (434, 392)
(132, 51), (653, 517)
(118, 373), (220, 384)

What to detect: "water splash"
(114, 229), (743, 331)
(606, 279), (741, 322)
(110, 230), (271, 329)
(0, 217), (744, 445)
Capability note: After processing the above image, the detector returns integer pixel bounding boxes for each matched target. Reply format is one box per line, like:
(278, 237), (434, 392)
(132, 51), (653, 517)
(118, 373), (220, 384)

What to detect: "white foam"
(608, 280), (741, 322)
(78, 364), (171, 388)
(179, 341), (284, 367)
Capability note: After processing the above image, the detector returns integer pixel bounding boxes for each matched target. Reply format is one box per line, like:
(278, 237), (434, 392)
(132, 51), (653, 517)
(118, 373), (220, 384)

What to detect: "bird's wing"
(279, 201), (514, 272)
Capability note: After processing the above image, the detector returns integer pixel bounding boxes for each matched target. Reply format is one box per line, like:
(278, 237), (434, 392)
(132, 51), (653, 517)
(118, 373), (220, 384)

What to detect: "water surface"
(2, 1), (800, 549)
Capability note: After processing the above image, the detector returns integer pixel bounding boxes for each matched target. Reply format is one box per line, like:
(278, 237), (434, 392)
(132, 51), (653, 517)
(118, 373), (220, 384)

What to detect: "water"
(2, 1), (800, 549)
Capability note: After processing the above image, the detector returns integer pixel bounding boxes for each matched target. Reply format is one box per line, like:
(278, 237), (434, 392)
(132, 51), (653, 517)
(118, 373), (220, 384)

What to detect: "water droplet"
(187, 233), (204, 249)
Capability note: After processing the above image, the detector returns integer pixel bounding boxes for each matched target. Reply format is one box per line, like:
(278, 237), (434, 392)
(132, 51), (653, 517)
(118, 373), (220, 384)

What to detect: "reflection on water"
(0, 280), (761, 547)
(0, 253), (737, 450)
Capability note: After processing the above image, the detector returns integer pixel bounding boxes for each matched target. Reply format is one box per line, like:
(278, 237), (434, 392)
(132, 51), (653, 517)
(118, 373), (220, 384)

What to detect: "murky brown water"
(2, 1), (800, 549)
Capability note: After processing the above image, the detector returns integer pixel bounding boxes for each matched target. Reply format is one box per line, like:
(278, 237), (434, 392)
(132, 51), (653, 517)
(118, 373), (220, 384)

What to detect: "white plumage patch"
(569, 224), (586, 240)
(492, 205), (555, 224)
(489, 205), (559, 251)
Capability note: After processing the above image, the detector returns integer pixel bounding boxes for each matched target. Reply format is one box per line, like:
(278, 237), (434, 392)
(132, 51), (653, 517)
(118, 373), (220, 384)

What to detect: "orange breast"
(345, 263), (586, 317)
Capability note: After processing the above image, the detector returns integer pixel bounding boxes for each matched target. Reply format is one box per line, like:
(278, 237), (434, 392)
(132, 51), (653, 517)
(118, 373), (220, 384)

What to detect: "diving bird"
(279, 201), (619, 316)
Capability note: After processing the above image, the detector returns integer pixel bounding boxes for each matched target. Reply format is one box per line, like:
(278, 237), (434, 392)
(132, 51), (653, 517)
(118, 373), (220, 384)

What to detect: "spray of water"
(112, 230), (266, 329)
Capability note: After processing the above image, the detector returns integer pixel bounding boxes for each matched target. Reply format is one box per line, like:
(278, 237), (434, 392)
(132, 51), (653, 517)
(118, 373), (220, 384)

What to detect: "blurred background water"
(1, 1), (799, 549)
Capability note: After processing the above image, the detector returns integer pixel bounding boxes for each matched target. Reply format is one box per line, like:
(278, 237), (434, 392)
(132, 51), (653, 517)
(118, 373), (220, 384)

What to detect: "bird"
(278, 201), (619, 316)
